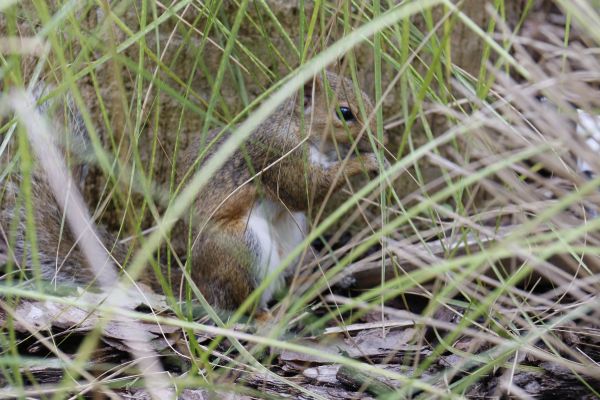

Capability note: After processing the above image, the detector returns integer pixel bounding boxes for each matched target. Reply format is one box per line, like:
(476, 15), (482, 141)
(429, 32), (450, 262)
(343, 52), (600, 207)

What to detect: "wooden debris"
(469, 361), (600, 399)
(323, 320), (414, 335)
(336, 365), (396, 396)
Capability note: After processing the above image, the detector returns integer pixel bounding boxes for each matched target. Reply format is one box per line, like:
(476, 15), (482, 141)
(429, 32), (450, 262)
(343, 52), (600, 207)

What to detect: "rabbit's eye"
(336, 106), (355, 122)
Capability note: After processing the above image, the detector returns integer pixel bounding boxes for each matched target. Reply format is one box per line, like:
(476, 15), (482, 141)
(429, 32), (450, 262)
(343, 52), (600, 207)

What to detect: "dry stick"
(8, 90), (173, 400)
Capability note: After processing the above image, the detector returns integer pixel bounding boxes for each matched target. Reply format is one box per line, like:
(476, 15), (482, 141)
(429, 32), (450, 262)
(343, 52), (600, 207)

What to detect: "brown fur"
(0, 71), (381, 311)
(0, 86), (129, 287)
(0, 162), (129, 287)
(169, 71), (379, 310)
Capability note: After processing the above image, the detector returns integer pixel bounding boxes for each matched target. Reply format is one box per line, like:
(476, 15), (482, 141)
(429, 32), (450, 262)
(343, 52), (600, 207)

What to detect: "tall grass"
(1, 0), (599, 398)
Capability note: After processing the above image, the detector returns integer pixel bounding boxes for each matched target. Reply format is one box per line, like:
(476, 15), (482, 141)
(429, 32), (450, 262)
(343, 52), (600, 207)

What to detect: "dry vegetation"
(1, 1), (600, 399)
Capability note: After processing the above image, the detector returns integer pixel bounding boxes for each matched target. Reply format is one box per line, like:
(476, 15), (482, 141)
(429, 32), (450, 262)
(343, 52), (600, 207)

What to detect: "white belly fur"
(246, 199), (307, 307)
